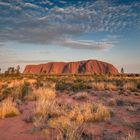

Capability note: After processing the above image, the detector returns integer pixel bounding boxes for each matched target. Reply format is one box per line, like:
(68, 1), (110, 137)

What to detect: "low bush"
(55, 80), (88, 92)
(137, 82), (140, 90)
(0, 87), (13, 101)
(116, 80), (124, 88)
(71, 82), (87, 92)
(11, 82), (30, 101)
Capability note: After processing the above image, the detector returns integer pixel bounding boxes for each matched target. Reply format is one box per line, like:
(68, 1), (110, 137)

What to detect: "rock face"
(23, 60), (119, 74)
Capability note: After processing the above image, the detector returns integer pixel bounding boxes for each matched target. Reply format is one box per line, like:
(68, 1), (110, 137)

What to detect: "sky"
(0, 0), (140, 73)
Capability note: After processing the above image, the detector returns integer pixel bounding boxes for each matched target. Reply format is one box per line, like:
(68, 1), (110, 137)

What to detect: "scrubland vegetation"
(0, 73), (139, 139)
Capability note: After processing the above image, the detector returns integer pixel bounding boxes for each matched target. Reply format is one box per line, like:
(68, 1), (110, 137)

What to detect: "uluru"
(23, 59), (119, 74)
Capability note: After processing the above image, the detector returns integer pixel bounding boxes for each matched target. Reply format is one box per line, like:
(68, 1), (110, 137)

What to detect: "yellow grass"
(92, 82), (105, 91)
(8, 80), (23, 88)
(45, 103), (110, 139)
(0, 98), (19, 119)
(73, 92), (88, 100)
(25, 79), (37, 85)
(93, 82), (117, 91)
(33, 88), (60, 127)
(36, 88), (56, 100)
(33, 87), (110, 139)
(123, 131), (139, 140)
(94, 104), (110, 122)
(106, 83), (117, 91)
(68, 103), (110, 122)
(47, 116), (84, 140)
(123, 82), (137, 91)
(68, 103), (93, 123)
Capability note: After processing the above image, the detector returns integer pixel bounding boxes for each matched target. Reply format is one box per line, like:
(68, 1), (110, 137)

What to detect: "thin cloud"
(16, 59), (53, 64)
(24, 2), (39, 9)
(0, 0), (140, 50)
(57, 38), (113, 50)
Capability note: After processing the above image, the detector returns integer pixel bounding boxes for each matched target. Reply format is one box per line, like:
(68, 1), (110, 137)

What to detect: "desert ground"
(0, 74), (140, 140)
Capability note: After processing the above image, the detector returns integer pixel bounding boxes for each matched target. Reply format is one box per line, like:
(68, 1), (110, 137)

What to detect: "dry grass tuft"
(68, 103), (94, 123)
(123, 131), (139, 140)
(92, 82), (105, 91)
(33, 88), (61, 127)
(36, 88), (56, 101)
(0, 98), (19, 119)
(44, 103), (110, 139)
(47, 116), (85, 140)
(73, 92), (88, 100)
(123, 82), (137, 91)
(33, 87), (110, 139)
(108, 99), (116, 106)
(94, 104), (110, 122)
(106, 83), (117, 91)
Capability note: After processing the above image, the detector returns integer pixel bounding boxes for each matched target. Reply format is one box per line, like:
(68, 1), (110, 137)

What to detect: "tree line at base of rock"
(0, 65), (21, 75)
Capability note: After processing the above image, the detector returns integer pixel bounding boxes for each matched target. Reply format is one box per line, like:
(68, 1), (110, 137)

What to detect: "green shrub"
(11, 82), (30, 101)
(116, 80), (124, 88)
(71, 82), (87, 92)
(0, 88), (13, 101)
(137, 82), (140, 90)
(55, 81), (70, 91)
(20, 83), (29, 100)
(55, 80), (88, 92)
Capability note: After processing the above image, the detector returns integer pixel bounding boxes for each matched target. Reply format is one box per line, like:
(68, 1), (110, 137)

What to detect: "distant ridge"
(23, 59), (119, 74)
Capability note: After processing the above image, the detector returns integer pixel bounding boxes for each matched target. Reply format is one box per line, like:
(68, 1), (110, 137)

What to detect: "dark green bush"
(0, 88), (13, 101)
(115, 80), (124, 88)
(55, 81), (70, 91)
(137, 82), (140, 90)
(71, 82), (87, 92)
(55, 80), (88, 92)
(20, 82), (29, 100)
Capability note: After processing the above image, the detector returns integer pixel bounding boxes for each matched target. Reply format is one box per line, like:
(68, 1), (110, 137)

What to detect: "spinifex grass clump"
(43, 103), (110, 140)
(73, 92), (89, 100)
(33, 88), (61, 127)
(47, 116), (85, 140)
(32, 87), (110, 140)
(123, 131), (139, 140)
(106, 83), (117, 91)
(123, 82), (137, 92)
(0, 98), (19, 119)
(92, 82), (105, 91)
(93, 104), (111, 122)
